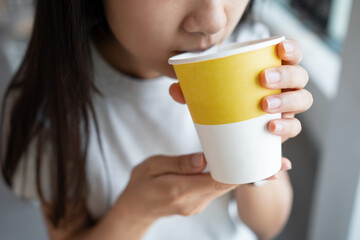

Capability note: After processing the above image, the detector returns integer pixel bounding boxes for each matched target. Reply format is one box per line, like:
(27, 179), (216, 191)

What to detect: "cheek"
(104, 1), (176, 70)
(227, 1), (249, 28)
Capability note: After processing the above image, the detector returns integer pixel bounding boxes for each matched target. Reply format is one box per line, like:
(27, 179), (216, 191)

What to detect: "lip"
(169, 36), (286, 65)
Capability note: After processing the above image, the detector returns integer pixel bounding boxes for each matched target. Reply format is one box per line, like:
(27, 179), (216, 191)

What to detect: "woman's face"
(102, 0), (250, 79)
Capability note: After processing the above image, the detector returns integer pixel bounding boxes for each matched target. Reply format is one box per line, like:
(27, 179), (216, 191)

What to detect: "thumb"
(145, 153), (206, 176)
(169, 83), (186, 104)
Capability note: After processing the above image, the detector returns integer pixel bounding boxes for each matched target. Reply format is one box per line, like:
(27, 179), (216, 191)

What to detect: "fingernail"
(283, 41), (294, 53)
(267, 97), (282, 110)
(274, 122), (284, 133)
(191, 153), (203, 168)
(265, 70), (281, 84)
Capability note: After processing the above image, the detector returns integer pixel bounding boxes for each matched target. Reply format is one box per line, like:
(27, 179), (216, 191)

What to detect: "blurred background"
(0, 0), (359, 239)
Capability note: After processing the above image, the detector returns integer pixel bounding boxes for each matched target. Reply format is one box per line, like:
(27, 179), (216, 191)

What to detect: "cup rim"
(168, 36), (285, 65)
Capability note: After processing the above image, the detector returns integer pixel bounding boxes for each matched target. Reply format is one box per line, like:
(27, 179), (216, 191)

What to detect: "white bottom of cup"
(194, 113), (282, 184)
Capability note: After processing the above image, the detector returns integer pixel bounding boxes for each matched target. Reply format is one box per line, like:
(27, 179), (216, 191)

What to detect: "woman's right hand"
(43, 153), (236, 240)
(115, 153), (238, 223)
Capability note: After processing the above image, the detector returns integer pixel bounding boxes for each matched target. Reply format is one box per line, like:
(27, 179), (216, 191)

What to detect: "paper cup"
(168, 36), (285, 184)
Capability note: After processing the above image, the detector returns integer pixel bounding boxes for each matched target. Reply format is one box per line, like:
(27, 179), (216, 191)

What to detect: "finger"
(169, 83), (186, 104)
(281, 157), (292, 171)
(260, 65), (309, 90)
(277, 39), (303, 65)
(267, 118), (302, 139)
(167, 173), (237, 200)
(144, 153), (206, 176)
(261, 89), (313, 114)
(187, 173), (238, 194)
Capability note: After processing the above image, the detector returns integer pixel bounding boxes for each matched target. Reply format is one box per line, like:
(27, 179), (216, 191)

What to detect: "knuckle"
(301, 66), (310, 85)
(179, 206), (194, 216)
(213, 181), (231, 191)
(177, 156), (188, 173)
(177, 200), (210, 216)
(279, 65), (307, 88)
(308, 90), (314, 106)
(295, 65), (309, 87)
(293, 40), (303, 59)
(286, 90), (308, 110)
(168, 185), (181, 202)
(173, 199), (192, 216)
(289, 66), (297, 86)
(290, 118), (302, 137)
(296, 119), (302, 133)
(178, 205), (204, 217)
(296, 50), (303, 63)
(189, 206), (205, 216)
(164, 180), (186, 203)
(302, 89), (314, 109)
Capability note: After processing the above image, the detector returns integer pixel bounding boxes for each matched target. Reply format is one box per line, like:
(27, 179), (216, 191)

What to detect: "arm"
(41, 153), (238, 240)
(235, 171), (293, 240)
(42, 198), (155, 240)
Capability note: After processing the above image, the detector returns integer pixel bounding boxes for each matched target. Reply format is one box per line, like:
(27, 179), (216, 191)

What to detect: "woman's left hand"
(170, 39), (313, 144)
(169, 39), (313, 177)
(259, 39), (313, 143)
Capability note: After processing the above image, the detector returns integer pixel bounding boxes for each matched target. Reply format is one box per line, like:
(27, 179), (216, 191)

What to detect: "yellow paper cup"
(168, 36), (285, 184)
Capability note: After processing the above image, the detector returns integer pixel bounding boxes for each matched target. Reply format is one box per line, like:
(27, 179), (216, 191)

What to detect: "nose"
(182, 0), (227, 35)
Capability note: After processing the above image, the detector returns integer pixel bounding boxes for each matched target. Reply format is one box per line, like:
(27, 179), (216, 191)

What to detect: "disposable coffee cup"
(168, 36), (285, 184)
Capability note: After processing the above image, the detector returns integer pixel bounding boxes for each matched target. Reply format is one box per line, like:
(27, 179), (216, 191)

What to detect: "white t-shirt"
(10, 20), (270, 240)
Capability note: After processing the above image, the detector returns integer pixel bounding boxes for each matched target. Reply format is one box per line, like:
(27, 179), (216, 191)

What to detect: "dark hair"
(0, 0), (106, 228)
(1, 0), (254, 229)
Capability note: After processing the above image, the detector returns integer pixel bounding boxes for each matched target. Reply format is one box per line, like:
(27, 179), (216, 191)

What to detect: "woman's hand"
(116, 153), (237, 224)
(261, 39), (313, 178)
(169, 39), (313, 178)
(260, 39), (313, 144)
(169, 39), (313, 143)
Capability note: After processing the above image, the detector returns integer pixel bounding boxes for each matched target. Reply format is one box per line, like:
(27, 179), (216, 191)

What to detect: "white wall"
(349, 174), (360, 240)
(308, 0), (360, 239)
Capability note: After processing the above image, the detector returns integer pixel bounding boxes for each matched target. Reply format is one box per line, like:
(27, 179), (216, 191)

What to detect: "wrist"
(114, 194), (157, 229)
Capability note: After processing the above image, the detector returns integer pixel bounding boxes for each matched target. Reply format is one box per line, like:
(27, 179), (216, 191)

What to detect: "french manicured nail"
(283, 41), (294, 53)
(265, 70), (281, 84)
(266, 97), (282, 110)
(274, 122), (284, 133)
(191, 153), (203, 168)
